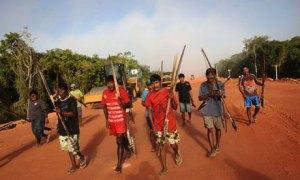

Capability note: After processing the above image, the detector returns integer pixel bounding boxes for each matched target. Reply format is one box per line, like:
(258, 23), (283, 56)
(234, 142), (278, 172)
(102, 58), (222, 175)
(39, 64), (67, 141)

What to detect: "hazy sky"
(0, 0), (299, 75)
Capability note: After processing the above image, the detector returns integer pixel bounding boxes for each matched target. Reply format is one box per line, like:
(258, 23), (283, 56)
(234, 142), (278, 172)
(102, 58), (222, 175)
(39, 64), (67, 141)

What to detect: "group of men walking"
(27, 65), (264, 175)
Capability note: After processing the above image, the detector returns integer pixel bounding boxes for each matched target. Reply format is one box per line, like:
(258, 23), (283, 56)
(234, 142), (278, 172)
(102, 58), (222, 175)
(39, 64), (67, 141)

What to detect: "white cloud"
(31, 0), (298, 75)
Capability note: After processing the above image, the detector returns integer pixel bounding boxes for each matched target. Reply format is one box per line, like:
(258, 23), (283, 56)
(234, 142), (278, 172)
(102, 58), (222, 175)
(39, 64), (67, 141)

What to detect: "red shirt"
(145, 88), (178, 132)
(101, 86), (130, 123)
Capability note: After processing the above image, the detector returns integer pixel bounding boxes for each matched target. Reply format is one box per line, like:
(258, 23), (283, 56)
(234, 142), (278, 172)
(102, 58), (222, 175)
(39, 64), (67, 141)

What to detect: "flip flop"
(79, 156), (88, 169)
(208, 151), (216, 157)
(175, 153), (183, 165)
(158, 170), (168, 176)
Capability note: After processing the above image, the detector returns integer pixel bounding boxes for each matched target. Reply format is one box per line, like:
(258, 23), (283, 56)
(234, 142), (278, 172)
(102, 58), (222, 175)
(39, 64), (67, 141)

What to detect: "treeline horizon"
(216, 36), (300, 79)
(0, 30), (150, 124)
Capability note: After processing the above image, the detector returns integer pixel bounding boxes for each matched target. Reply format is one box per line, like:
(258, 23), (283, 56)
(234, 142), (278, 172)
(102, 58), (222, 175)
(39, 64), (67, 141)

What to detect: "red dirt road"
(0, 77), (299, 180)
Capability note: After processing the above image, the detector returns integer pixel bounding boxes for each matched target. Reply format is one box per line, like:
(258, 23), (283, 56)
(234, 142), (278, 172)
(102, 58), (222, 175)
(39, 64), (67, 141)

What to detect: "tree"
(0, 28), (38, 117)
(217, 36), (300, 79)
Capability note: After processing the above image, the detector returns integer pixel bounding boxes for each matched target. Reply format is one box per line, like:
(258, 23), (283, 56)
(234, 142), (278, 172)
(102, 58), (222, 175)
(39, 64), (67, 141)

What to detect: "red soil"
(0, 77), (299, 180)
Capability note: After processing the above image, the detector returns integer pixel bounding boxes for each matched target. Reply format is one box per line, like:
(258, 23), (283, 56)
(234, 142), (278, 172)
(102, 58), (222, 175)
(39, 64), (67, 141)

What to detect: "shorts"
(59, 134), (80, 155)
(155, 130), (180, 145)
(109, 121), (126, 136)
(244, 95), (260, 108)
(77, 107), (82, 119)
(203, 116), (223, 129)
(180, 103), (191, 113)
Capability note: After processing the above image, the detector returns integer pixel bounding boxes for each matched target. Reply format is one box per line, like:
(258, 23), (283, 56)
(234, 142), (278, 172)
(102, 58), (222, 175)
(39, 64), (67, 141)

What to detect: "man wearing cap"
(70, 84), (85, 126)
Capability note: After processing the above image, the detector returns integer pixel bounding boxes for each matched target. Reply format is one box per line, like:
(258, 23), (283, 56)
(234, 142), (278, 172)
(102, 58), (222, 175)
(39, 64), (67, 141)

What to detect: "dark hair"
(29, 89), (38, 96)
(150, 74), (161, 83)
(241, 65), (249, 72)
(106, 75), (114, 83)
(178, 73), (185, 78)
(58, 83), (68, 91)
(205, 68), (216, 76)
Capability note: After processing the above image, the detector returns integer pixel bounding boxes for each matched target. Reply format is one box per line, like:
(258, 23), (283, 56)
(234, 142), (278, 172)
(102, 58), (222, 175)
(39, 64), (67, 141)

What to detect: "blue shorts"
(244, 95), (260, 108)
(180, 103), (191, 113)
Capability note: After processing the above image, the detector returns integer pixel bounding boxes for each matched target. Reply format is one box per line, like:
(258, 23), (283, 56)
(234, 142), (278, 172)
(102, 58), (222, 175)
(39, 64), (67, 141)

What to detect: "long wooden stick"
(201, 49), (237, 131)
(163, 45), (186, 142)
(38, 70), (75, 144)
(163, 55), (179, 140)
(109, 57), (136, 153)
(261, 55), (266, 108)
(160, 60), (164, 79)
(109, 57), (120, 97)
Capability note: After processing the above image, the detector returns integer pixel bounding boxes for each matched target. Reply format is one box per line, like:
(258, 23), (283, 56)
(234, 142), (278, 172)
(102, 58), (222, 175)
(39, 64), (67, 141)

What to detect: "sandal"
(208, 150), (216, 157)
(158, 170), (168, 176)
(175, 153), (183, 165)
(79, 156), (88, 169)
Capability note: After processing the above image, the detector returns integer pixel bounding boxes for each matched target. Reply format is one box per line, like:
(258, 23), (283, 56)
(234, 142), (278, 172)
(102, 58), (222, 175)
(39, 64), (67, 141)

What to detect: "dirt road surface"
(0, 77), (299, 180)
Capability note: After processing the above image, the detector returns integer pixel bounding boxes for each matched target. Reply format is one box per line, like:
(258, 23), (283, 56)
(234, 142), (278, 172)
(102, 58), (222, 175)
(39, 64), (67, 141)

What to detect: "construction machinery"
(162, 72), (172, 87)
(127, 68), (143, 98)
(84, 62), (141, 107)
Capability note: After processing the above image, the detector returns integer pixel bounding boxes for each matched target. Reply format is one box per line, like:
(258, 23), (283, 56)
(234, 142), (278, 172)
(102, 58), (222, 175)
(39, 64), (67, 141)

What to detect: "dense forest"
(216, 36), (300, 79)
(0, 30), (150, 123)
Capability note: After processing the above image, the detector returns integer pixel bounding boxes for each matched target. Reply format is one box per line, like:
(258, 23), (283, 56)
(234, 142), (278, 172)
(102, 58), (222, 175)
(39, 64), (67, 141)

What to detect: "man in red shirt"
(100, 75), (130, 173)
(145, 74), (182, 175)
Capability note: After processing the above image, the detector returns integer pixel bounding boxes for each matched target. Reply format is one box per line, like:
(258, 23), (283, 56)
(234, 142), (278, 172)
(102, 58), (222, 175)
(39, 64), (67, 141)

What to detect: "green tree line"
(216, 36), (300, 78)
(0, 31), (149, 124)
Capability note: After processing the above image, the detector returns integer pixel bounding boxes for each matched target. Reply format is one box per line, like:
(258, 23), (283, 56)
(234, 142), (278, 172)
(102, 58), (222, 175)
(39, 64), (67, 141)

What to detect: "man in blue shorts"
(239, 65), (264, 125)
